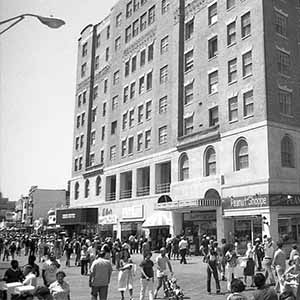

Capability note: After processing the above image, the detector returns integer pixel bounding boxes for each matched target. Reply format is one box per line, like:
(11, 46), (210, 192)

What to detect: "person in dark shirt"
(28, 255), (40, 277)
(3, 260), (24, 283)
(139, 252), (154, 300)
(252, 273), (278, 300)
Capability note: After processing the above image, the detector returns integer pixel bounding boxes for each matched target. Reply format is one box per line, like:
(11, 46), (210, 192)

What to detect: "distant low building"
(0, 192), (16, 221)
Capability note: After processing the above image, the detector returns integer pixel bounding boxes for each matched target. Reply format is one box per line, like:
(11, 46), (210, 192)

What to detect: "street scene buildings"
(57, 0), (300, 253)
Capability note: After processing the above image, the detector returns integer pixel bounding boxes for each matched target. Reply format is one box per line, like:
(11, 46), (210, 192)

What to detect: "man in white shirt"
(179, 236), (188, 264)
(154, 247), (173, 299)
(262, 237), (275, 285)
(42, 252), (61, 287)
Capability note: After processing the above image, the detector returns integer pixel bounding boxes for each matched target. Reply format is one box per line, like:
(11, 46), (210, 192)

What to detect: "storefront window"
(278, 216), (300, 243)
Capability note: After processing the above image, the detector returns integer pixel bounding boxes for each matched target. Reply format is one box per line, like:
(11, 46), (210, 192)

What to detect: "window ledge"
(208, 91), (218, 96)
(208, 55), (218, 62)
(185, 36), (193, 42)
(280, 113), (294, 118)
(227, 42), (237, 49)
(278, 73), (291, 79)
(184, 68), (194, 74)
(145, 147), (151, 151)
(276, 33), (288, 40)
(229, 119), (238, 124)
(146, 117), (152, 121)
(226, 6), (235, 12)
(209, 21), (217, 28)
(243, 74), (253, 80)
(128, 153), (134, 157)
(228, 80), (237, 86)
(242, 34), (251, 41)
(244, 114), (254, 120)
(184, 102), (193, 107)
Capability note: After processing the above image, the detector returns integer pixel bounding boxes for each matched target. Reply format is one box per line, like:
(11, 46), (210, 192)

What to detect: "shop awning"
(142, 211), (172, 228)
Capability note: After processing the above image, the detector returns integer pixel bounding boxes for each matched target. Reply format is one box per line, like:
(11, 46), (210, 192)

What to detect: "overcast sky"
(0, 0), (118, 201)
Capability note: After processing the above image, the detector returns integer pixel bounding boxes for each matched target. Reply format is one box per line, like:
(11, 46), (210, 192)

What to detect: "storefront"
(56, 207), (98, 237)
(98, 214), (118, 239)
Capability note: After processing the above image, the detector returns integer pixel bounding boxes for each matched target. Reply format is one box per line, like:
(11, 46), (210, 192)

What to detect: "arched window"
(179, 153), (189, 181)
(235, 139), (249, 171)
(74, 182), (79, 200)
(281, 135), (294, 168)
(205, 147), (216, 176)
(95, 176), (101, 196)
(85, 179), (90, 198)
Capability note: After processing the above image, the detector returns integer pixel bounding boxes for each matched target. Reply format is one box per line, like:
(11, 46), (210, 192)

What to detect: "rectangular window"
(140, 13), (147, 31)
(115, 37), (121, 51)
(105, 47), (109, 61)
(209, 106), (219, 126)
(110, 145), (117, 161)
(125, 60), (130, 77)
(106, 25), (110, 39)
(95, 56), (99, 70)
(81, 112), (85, 126)
(80, 135), (84, 148)
(185, 19), (194, 40)
(82, 42), (88, 57)
(93, 85), (98, 100)
(128, 136), (134, 154)
(208, 36), (218, 59)
(81, 63), (87, 78)
(161, 0), (169, 14)
(208, 70), (218, 94)
(123, 86), (129, 103)
(159, 126), (167, 144)
(131, 55), (137, 72)
(141, 0), (147, 5)
(241, 12), (251, 38)
(138, 105), (144, 123)
(101, 126), (105, 140)
(77, 94), (82, 107)
(160, 65), (168, 84)
(122, 112), (128, 130)
(92, 107), (97, 122)
(74, 158), (78, 171)
(208, 3), (218, 25)
(275, 12), (287, 37)
(140, 49), (146, 66)
(159, 96), (167, 113)
(104, 79), (108, 94)
(242, 51), (252, 77)
(146, 101), (152, 120)
(148, 5), (156, 25)
(184, 82), (194, 105)
(100, 150), (104, 163)
(75, 137), (80, 150)
(184, 116), (194, 135)
(111, 120), (117, 135)
(146, 71), (153, 90)
(228, 58), (237, 83)
(82, 91), (87, 103)
(90, 131), (96, 145)
(89, 153), (95, 166)
(102, 102), (107, 116)
(121, 139), (127, 157)
(139, 76), (145, 94)
(243, 90), (254, 117)
(133, 0), (139, 11)
(227, 21), (236, 46)
(227, 0), (235, 9)
(126, 1), (133, 18)
(137, 133), (143, 151)
(160, 36), (168, 54)
(145, 129), (151, 149)
(116, 13), (122, 27)
(185, 50), (194, 72)
(130, 82), (136, 99)
(96, 34), (101, 48)
(279, 89), (292, 115)
(113, 70), (120, 85)
(112, 95), (119, 110)
(129, 109), (134, 127)
(277, 50), (290, 75)
(79, 157), (83, 170)
(228, 96), (238, 121)
(133, 19), (139, 37)
(125, 25), (131, 43)
(148, 43), (154, 61)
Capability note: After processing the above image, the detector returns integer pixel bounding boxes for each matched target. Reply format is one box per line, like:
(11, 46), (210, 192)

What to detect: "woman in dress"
(244, 242), (255, 287)
(117, 247), (134, 300)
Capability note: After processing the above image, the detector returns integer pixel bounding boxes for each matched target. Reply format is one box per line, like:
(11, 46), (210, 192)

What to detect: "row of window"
(74, 176), (102, 200)
(126, 0), (148, 19)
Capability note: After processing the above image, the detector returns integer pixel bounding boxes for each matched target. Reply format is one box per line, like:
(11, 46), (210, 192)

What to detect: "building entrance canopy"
(142, 211), (172, 228)
(56, 207), (98, 225)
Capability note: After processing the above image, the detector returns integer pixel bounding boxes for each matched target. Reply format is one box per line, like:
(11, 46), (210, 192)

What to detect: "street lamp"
(0, 14), (65, 36)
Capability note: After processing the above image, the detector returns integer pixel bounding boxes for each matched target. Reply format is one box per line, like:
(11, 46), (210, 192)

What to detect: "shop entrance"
(149, 227), (169, 250)
(121, 222), (144, 241)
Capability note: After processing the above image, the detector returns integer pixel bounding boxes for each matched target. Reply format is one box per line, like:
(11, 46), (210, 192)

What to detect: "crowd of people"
(0, 232), (299, 300)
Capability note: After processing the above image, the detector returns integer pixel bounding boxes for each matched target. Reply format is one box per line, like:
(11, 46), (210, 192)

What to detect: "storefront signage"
(62, 213), (76, 219)
(98, 214), (118, 225)
(270, 194), (300, 206)
(57, 208), (98, 225)
(122, 205), (144, 219)
(222, 194), (269, 209)
(184, 211), (216, 221)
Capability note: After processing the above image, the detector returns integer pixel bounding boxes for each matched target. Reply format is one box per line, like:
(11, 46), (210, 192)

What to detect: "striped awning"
(142, 211), (172, 228)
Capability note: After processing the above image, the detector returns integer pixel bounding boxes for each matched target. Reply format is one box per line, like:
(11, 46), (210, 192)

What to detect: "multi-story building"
(0, 192), (16, 222)
(63, 0), (300, 251)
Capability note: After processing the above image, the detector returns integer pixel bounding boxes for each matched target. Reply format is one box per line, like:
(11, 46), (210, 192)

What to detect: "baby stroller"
(164, 277), (184, 300)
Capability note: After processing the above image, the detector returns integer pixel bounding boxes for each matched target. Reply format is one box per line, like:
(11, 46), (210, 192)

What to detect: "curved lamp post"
(0, 14), (65, 36)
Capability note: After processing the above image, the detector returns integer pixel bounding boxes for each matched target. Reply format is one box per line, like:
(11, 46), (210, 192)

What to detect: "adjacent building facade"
(64, 0), (300, 251)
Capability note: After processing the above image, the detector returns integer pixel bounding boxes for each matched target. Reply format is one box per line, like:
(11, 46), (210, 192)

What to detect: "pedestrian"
(49, 271), (70, 300)
(142, 238), (151, 259)
(288, 245), (299, 265)
(139, 252), (154, 300)
(2, 240), (10, 261)
(74, 239), (81, 267)
(254, 238), (264, 271)
(171, 236), (179, 260)
(42, 252), (61, 287)
(63, 239), (73, 267)
(273, 240), (286, 292)
(243, 242), (255, 287)
(220, 238), (231, 281)
(154, 247), (173, 299)
(28, 255), (40, 277)
(179, 236), (188, 264)
(23, 264), (38, 289)
(80, 245), (89, 276)
(205, 241), (221, 295)
(165, 234), (172, 260)
(227, 279), (248, 300)
(251, 273), (278, 300)
(117, 247), (134, 300)
(225, 244), (238, 292)
(3, 259), (24, 283)
(89, 250), (113, 300)
(263, 237), (276, 285)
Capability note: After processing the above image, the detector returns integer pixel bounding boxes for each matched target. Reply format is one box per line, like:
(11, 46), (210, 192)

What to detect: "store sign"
(62, 213), (76, 219)
(184, 211), (216, 221)
(98, 214), (118, 225)
(270, 194), (300, 206)
(223, 194), (269, 209)
(122, 205), (144, 219)
(56, 208), (98, 225)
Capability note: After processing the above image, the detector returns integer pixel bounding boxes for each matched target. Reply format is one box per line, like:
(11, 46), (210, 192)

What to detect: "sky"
(0, 0), (118, 201)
